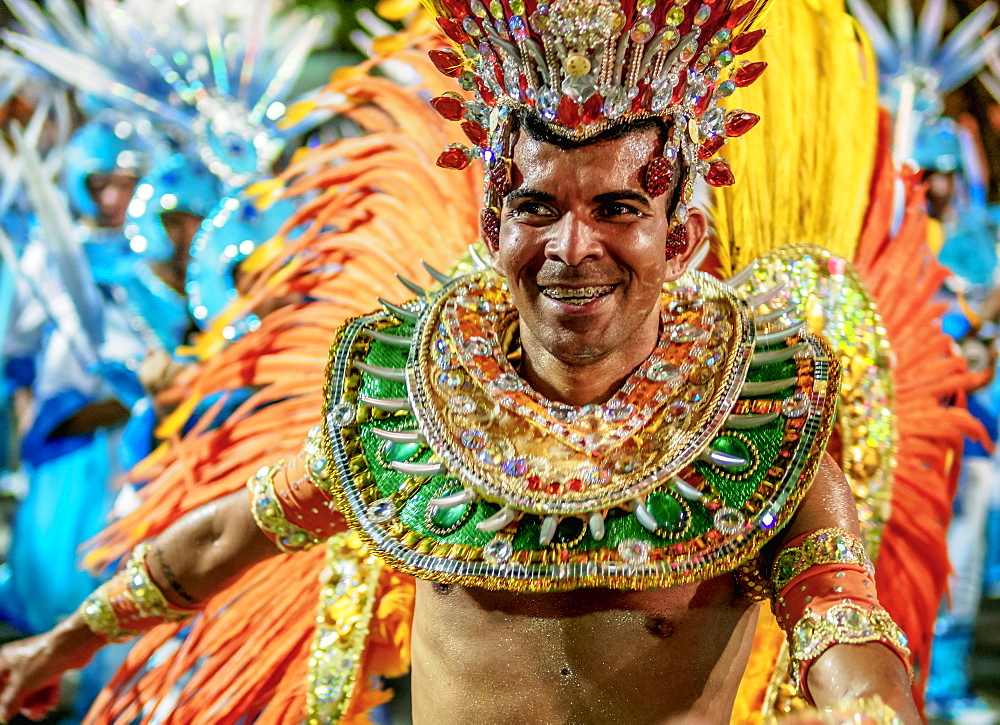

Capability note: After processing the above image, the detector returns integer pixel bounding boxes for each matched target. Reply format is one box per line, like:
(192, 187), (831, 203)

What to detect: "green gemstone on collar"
(431, 500), (469, 531)
(711, 436), (753, 473)
(384, 441), (423, 463)
(646, 491), (685, 532)
(552, 516), (586, 545)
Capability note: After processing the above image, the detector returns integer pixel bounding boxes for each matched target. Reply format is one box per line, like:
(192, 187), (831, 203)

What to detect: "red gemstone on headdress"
(731, 28), (765, 55)
(725, 1), (756, 29)
(475, 77), (496, 106)
(527, 476), (543, 491)
(566, 478), (584, 492)
(428, 49), (464, 78)
(430, 94), (466, 121)
(733, 61), (767, 87)
(482, 208), (500, 249)
(439, 0), (469, 18)
(697, 135), (725, 159)
(581, 93), (604, 125)
(695, 85), (714, 113)
(725, 111), (760, 137)
(645, 157), (674, 198)
(462, 121), (489, 147)
(705, 159), (735, 187)
(436, 146), (471, 170)
(437, 16), (469, 44)
(557, 96), (581, 128)
(489, 163), (510, 198)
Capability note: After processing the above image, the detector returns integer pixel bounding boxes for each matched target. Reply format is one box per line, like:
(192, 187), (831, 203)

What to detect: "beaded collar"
(319, 266), (839, 592)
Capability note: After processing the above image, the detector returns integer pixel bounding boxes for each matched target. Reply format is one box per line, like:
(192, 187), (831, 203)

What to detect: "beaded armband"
(771, 528), (911, 703)
(248, 425), (342, 553)
(79, 543), (198, 643)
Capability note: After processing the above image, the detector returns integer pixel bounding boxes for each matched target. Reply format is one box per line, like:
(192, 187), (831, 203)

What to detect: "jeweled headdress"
(423, 0), (770, 242)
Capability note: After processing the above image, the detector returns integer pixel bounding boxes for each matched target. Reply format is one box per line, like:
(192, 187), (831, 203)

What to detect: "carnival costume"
(48, 0), (967, 722)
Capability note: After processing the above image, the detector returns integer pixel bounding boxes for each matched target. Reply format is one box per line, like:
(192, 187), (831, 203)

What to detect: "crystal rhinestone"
(782, 392), (809, 418)
(460, 429), (487, 450)
(483, 536), (514, 564)
(367, 498), (397, 524)
(679, 39), (698, 63)
(614, 455), (637, 474)
(430, 498), (468, 531)
(537, 88), (560, 122)
(618, 539), (650, 567)
(715, 80), (736, 98)
(711, 28), (732, 45)
(550, 405), (579, 423)
(794, 618), (818, 651)
(503, 458), (528, 477)
(439, 371), (464, 388)
(478, 447), (504, 466)
(465, 336), (492, 357)
(713, 507), (746, 535)
(694, 4), (712, 25)
(462, 17), (482, 36)
(327, 403), (356, 428)
(310, 457), (328, 474)
(647, 361), (683, 384)
(630, 20), (654, 43)
(508, 15), (528, 41)
(666, 6), (685, 25)
(489, 0), (503, 16)
(669, 324), (708, 343)
(449, 395), (478, 415)
(508, 0), (524, 13)
(603, 401), (635, 422)
(491, 372), (523, 392)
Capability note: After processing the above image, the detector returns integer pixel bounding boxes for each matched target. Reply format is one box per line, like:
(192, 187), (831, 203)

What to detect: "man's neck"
(517, 313), (661, 407)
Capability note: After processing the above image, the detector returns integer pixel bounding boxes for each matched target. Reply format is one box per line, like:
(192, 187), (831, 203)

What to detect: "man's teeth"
(542, 285), (615, 304)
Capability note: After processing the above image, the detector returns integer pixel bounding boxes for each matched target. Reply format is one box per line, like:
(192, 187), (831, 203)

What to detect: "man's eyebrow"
(593, 190), (651, 206)
(505, 188), (556, 204)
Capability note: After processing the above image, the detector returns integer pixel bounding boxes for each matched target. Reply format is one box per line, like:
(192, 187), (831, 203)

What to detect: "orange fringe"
(85, 46), (480, 724)
(854, 113), (991, 700)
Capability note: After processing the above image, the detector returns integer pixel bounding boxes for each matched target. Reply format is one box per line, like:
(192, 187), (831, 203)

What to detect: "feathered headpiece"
(422, 0), (770, 245)
(848, 0), (1000, 165)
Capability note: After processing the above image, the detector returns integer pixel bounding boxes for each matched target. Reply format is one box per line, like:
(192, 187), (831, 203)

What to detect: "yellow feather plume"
(711, 0), (879, 277)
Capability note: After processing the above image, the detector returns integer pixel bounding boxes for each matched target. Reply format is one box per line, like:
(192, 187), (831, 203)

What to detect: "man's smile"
(539, 284), (619, 306)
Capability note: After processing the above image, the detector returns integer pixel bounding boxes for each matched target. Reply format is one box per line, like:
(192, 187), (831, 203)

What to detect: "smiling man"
(0, 0), (921, 723)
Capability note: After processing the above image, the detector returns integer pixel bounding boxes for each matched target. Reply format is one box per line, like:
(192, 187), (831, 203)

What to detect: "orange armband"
(79, 544), (199, 642)
(771, 528), (912, 703)
(248, 425), (343, 552)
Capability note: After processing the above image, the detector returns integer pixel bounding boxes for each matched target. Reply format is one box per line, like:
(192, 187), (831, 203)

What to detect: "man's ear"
(663, 207), (708, 280)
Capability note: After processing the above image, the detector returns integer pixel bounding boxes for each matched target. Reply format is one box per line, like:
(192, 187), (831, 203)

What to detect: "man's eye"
(510, 201), (556, 217)
(597, 202), (642, 218)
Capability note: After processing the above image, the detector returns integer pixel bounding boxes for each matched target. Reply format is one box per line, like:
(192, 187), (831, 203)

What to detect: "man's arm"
(0, 487), (278, 721)
(777, 453), (920, 723)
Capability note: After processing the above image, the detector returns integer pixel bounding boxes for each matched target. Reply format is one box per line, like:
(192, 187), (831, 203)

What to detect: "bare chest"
(409, 577), (761, 725)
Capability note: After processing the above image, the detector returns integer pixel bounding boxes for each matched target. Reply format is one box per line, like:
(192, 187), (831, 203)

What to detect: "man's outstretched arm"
(0, 486), (280, 721)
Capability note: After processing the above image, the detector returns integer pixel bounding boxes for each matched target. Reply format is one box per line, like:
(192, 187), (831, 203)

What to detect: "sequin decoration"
(410, 269), (754, 516)
(733, 244), (895, 558)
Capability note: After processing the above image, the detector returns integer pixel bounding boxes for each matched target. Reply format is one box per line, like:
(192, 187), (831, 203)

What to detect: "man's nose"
(545, 214), (604, 267)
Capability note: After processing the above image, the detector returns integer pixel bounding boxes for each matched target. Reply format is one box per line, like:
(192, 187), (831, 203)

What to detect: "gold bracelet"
(248, 461), (326, 553)
(79, 543), (198, 643)
(771, 528), (872, 597)
(788, 601), (911, 693)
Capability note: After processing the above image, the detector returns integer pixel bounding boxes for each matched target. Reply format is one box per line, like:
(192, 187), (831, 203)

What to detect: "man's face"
(86, 172), (138, 229)
(489, 126), (691, 366)
(155, 210), (203, 294)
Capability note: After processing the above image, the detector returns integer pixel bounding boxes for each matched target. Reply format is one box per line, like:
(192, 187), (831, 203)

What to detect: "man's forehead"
(510, 127), (662, 187)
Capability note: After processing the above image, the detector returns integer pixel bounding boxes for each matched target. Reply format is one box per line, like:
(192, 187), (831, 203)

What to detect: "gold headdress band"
(422, 0), (771, 247)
